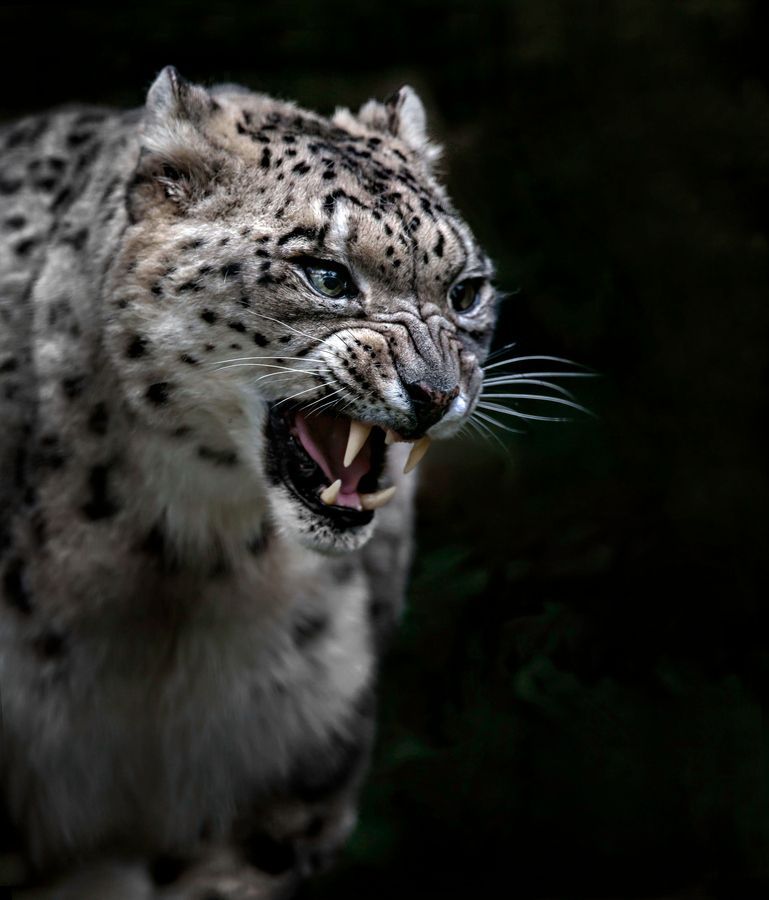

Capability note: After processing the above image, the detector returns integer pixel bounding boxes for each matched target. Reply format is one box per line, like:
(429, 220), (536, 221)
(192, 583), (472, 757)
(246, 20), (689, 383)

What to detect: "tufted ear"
(356, 85), (442, 167)
(128, 66), (221, 221)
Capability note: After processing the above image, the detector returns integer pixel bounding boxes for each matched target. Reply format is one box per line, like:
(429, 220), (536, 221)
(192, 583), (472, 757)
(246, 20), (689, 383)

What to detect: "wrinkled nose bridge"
(388, 321), (459, 394)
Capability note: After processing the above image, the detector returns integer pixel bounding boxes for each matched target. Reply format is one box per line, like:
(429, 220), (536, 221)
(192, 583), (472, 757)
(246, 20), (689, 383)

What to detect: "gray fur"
(0, 68), (496, 897)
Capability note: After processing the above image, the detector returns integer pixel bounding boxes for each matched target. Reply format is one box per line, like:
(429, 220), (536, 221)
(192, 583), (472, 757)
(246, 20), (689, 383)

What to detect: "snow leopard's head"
(107, 67), (497, 553)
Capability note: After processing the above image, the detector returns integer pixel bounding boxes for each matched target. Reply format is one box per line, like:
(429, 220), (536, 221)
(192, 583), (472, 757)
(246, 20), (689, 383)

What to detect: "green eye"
(303, 259), (357, 299)
(449, 279), (482, 313)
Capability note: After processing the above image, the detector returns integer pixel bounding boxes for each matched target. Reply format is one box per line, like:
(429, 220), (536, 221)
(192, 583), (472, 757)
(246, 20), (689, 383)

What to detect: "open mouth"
(266, 404), (431, 530)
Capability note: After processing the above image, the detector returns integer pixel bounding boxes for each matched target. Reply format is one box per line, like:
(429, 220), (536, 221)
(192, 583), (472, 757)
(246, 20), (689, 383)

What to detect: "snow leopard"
(0, 67), (497, 898)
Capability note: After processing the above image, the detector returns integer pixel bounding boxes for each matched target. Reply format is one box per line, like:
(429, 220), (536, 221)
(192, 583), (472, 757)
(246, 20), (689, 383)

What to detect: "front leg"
(236, 694), (376, 880)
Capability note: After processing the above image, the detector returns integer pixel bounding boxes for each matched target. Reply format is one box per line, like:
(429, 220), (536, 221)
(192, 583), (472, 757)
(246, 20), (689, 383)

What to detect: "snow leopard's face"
(107, 68), (497, 552)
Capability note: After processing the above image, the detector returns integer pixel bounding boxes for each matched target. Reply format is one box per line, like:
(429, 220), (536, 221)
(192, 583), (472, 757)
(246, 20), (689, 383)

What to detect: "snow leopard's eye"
(448, 278), (483, 313)
(300, 258), (358, 299)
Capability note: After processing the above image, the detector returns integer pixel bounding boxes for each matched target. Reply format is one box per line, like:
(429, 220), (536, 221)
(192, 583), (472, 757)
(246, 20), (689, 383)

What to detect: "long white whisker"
(483, 341), (518, 363)
(249, 311), (335, 347)
(471, 413), (511, 453)
(213, 362), (323, 375)
(210, 355), (327, 369)
(483, 371), (596, 382)
(483, 355), (594, 372)
(473, 409), (525, 435)
(477, 401), (571, 423)
(274, 381), (337, 408)
(482, 378), (576, 399)
(479, 393), (595, 416)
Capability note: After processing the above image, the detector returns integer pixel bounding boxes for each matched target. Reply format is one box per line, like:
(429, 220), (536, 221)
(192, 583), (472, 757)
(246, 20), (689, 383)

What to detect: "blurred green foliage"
(1, 0), (766, 895)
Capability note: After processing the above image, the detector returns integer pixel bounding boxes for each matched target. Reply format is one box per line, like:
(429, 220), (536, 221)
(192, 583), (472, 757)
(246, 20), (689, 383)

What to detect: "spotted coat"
(0, 67), (497, 898)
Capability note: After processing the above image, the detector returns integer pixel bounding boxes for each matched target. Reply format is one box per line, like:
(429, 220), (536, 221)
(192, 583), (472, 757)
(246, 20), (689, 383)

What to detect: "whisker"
(209, 355), (328, 369)
(478, 393), (595, 416)
(470, 413), (512, 453)
(472, 408), (525, 435)
(483, 371), (596, 382)
(213, 362), (323, 375)
(248, 311), (336, 347)
(273, 381), (337, 408)
(483, 355), (594, 373)
(477, 401), (572, 423)
(483, 341), (518, 364)
(482, 378), (576, 399)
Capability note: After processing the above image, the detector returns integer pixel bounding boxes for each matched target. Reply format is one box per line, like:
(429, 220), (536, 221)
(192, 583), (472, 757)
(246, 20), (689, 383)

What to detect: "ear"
(127, 66), (220, 221)
(357, 85), (442, 167)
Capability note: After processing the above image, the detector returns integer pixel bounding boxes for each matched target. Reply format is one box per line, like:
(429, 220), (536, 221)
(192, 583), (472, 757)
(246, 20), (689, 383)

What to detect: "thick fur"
(0, 68), (496, 897)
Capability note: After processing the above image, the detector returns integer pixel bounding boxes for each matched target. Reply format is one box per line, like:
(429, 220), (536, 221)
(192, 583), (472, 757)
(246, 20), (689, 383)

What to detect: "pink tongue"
(293, 412), (371, 508)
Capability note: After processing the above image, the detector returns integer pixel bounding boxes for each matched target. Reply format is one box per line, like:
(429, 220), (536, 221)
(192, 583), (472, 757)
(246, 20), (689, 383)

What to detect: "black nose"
(404, 381), (459, 432)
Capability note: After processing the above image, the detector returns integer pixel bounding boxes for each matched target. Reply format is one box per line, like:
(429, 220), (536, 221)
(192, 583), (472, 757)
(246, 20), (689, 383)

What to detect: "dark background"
(1, 1), (766, 897)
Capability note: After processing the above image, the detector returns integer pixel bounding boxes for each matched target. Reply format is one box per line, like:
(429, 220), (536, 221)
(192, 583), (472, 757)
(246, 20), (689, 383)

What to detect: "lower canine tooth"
(344, 420), (373, 468)
(360, 486), (397, 510)
(403, 436), (431, 474)
(320, 479), (342, 505)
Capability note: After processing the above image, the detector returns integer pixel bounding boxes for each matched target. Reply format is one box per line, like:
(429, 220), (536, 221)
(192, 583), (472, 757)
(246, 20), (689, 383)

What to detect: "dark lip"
(265, 402), (387, 530)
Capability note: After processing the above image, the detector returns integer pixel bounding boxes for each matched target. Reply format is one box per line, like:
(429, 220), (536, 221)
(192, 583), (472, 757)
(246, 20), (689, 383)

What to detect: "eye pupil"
(302, 259), (356, 299)
(449, 280), (479, 313)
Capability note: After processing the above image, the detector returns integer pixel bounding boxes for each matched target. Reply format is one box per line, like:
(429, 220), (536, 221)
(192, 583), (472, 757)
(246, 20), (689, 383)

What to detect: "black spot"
(433, 233), (445, 258)
(32, 630), (67, 659)
(126, 335), (148, 358)
(242, 834), (296, 876)
(292, 612), (328, 647)
(200, 309), (217, 324)
(260, 147), (272, 169)
(276, 225), (318, 247)
(146, 382), (170, 405)
(385, 245), (394, 257)
(150, 282), (163, 296)
(3, 559), (32, 614)
(0, 358), (18, 374)
(197, 446), (238, 466)
(255, 248), (270, 258)
(14, 238), (37, 256)
(87, 402), (109, 435)
(180, 353), (198, 366)
(278, 335), (291, 344)
(220, 261), (241, 279)
(177, 280), (201, 293)
(67, 130), (92, 148)
(61, 376), (85, 398)
(0, 178), (22, 195)
(4, 214), (26, 230)
(82, 464), (119, 520)
(51, 185), (73, 212)
(246, 530), (267, 555)
(149, 855), (187, 886)
(197, 264), (213, 276)
(238, 295), (251, 308)
(62, 228), (89, 251)
(253, 332), (269, 347)
(140, 523), (178, 573)
(227, 320), (246, 333)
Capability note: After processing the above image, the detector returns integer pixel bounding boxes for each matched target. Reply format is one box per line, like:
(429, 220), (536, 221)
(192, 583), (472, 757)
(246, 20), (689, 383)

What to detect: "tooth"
(360, 486), (397, 510)
(320, 479), (342, 505)
(344, 420), (372, 468)
(403, 436), (431, 474)
(385, 429), (397, 445)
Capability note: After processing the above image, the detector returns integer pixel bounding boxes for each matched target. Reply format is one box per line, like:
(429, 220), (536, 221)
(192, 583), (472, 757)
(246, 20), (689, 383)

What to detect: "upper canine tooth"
(403, 436), (431, 474)
(360, 486), (397, 510)
(344, 420), (372, 468)
(320, 479), (342, 505)
(385, 429), (397, 445)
